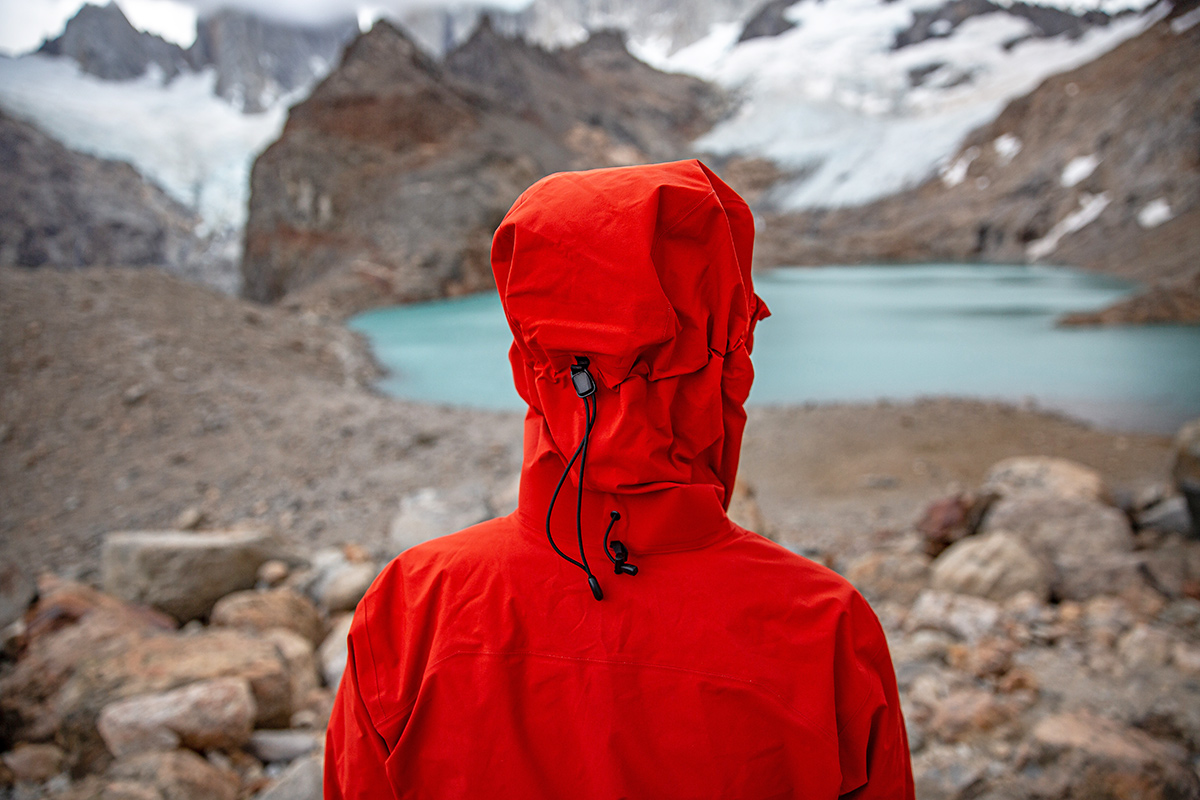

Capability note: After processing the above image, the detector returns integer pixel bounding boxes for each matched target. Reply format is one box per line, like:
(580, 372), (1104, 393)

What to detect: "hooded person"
(324, 160), (914, 799)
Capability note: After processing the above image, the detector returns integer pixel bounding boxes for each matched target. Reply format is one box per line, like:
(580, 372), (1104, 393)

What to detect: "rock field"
(2, 265), (1198, 798)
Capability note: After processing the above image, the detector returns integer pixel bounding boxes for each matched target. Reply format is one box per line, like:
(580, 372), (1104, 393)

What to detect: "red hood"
(491, 160), (769, 510)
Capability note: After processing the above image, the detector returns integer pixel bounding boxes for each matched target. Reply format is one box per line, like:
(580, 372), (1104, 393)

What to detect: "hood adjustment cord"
(604, 512), (638, 576)
(545, 357), (639, 601)
(546, 357), (603, 600)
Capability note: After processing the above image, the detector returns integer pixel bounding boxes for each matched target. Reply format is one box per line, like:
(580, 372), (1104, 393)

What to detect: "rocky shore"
(3, 266), (1198, 798)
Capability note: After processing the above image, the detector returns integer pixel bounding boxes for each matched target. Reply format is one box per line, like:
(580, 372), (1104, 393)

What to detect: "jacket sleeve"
(836, 597), (915, 799)
(324, 626), (400, 799)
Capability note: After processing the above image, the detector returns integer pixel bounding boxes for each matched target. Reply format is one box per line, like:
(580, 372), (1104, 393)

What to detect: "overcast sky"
(0, 0), (531, 56)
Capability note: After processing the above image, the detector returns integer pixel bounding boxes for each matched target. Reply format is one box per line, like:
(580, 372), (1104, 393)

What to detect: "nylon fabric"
(325, 160), (914, 799)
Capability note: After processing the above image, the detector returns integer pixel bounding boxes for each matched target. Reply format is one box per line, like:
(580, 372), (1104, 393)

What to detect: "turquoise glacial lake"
(348, 265), (1200, 433)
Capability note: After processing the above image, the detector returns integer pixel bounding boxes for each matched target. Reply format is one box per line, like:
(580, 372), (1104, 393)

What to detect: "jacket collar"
(516, 446), (735, 559)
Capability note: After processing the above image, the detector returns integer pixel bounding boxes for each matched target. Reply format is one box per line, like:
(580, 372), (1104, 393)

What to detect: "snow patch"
(0, 54), (287, 230)
(1171, 6), (1200, 33)
(1060, 154), (1100, 187)
(993, 133), (1022, 165)
(1137, 198), (1173, 228)
(668, 0), (1156, 210)
(941, 146), (980, 187)
(1027, 192), (1111, 260)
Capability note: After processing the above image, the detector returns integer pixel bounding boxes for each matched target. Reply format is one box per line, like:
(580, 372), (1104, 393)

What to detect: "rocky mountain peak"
(444, 18), (580, 113)
(310, 21), (444, 101)
(38, 2), (191, 82)
(190, 9), (358, 113)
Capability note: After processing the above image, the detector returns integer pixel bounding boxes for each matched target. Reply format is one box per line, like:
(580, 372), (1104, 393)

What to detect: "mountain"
(241, 20), (725, 316)
(395, 0), (765, 57)
(0, 110), (208, 280)
(190, 9), (359, 113)
(37, 3), (359, 114)
(753, 7), (1200, 287)
(38, 3), (191, 81)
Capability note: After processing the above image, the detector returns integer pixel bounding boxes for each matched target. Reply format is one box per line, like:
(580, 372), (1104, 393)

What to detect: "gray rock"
(318, 613), (354, 689)
(981, 494), (1137, 601)
(210, 587), (325, 646)
(262, 628), (321, 715)
(102, 530), (275, 622)
(1029, 711), (1198, 797)
(254, 753), (323, 800)
(315, 562), (379, 613)
(248, 730), (321, 763)
(108, 750), (239, 800)
(981, 456), (1109, 504)
(97, 678), (255, 758)
(1136, 495), (1191, 536)
(0, 559), (36, 630)
(905, 590), (1001, 642)
(1116, 624), (1174, 672)
(1173, 417), (1200, 488)
(0, 111), (205, 277)
(911, 742), (990, 800)
(930, 531), (1050, 602)
(844, 549), (931, 605)
(388, 487), (492, 555)
(1, 743), (65, 783)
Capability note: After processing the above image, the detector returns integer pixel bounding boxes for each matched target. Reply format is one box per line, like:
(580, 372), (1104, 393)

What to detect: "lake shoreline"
(0, 268), (1179, 584)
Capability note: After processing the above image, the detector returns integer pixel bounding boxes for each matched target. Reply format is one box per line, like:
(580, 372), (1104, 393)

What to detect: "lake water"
(348, 265), (1200, 433)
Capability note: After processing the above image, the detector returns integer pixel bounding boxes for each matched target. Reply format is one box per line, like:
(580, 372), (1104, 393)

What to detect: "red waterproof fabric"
(325, 160), (914, 799)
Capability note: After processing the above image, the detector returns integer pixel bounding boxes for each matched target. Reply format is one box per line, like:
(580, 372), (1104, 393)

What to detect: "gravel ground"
(0, 268), (1175, 582)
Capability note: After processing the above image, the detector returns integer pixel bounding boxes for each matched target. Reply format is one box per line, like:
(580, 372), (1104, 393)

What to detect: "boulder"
(96, 678), (255, 758)
(911, 742), (991, 800)
(930, 531), (1050, 602)
(0, 560), (36, 630)
(248, 730), (321, 763)
(1028, 711), (1198, 798)
(318, 613), (353, 689)
(980, 494), (1138, 601)
(1116, 624), (1175, 672)
(52, 628), (296, 772)
(982, 456), (1109, 504)
(388, 487), (492, 555)
(253, 753), (322, 800)
(844, 550), (931, 605)
(1, 743), (65, 782)
(0, 577), (176, 745)
(210, 588), (325, 647)
(102, 531), (276, 622)
(1173, 418), (1200, 488)
(928, 688), (1018, 742)
(1135, 495), (1191, 536)
(315, 562), (378, 614)
(1173, 419), (1200, 538)
(107, 750), (239, 800)
(262, 628), (321, 715)
(906, 590), (1001, 643)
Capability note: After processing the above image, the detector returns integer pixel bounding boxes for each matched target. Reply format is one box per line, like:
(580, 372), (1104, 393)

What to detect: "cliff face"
(756, 8), (1200, 285)
(0, 110), (202, 275)
(190, 10), (359, 113)
(241, 21), (726, 317)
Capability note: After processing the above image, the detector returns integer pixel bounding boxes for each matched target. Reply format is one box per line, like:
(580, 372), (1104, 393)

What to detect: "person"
(324, 159), (914, 799)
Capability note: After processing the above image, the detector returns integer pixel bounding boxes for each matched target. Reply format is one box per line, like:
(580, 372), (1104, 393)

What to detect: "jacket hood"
(491, 160), (769, 508)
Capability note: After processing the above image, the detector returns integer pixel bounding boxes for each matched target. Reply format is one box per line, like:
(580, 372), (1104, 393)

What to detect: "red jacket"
(325, 160), (914, 799)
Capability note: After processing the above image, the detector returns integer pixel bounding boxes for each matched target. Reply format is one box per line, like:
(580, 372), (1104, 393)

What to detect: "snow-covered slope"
(635, 0), (1163, 210)
(0, 54), (286, 230)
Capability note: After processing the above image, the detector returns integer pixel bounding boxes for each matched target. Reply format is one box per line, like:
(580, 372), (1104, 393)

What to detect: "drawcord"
(545, 357), (638, 601)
